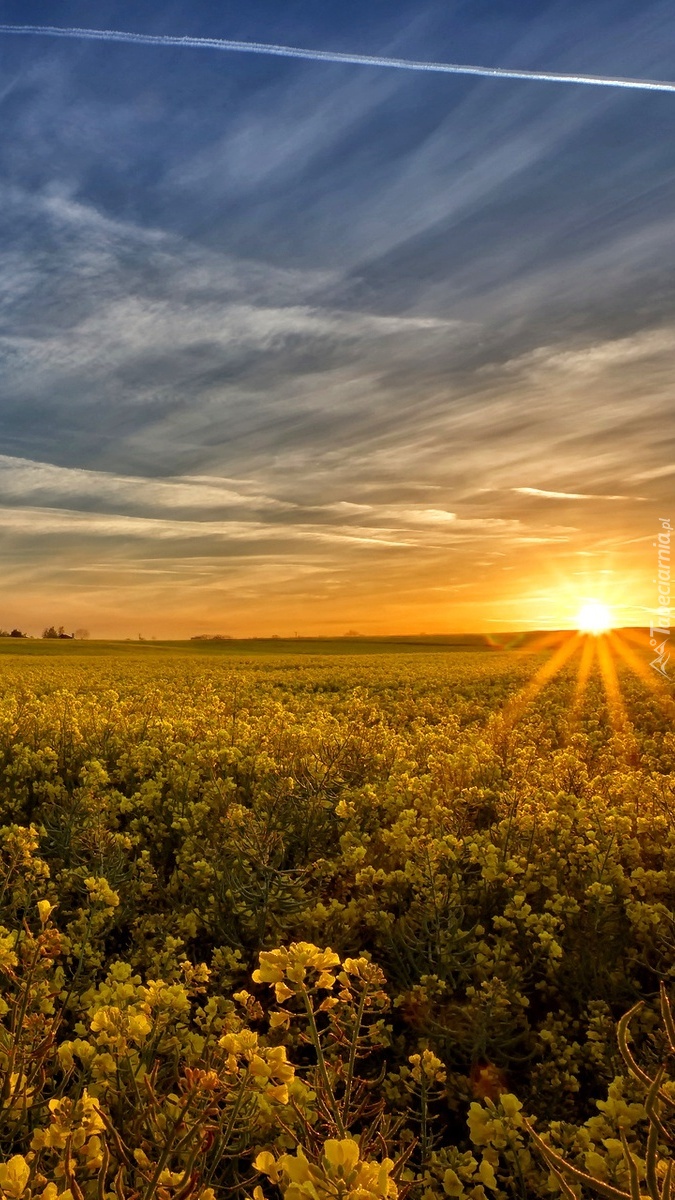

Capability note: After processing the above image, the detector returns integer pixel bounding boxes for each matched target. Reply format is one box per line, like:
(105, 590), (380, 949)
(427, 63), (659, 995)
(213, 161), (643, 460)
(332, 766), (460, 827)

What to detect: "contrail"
(1, 22), (675, 94)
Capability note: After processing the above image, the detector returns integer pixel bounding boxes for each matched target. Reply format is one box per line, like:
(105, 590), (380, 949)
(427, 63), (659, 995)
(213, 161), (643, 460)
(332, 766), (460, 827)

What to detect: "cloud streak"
(1, 2), (674, 634)
(513, 487), (647, 501)
(1, 23), (675, 95)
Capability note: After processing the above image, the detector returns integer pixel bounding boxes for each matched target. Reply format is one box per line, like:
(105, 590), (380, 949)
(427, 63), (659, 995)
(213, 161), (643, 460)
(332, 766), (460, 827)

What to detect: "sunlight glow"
(576, 600), (613, 635)
(486, 624), (668, 755)
(501, 631), (581, 725)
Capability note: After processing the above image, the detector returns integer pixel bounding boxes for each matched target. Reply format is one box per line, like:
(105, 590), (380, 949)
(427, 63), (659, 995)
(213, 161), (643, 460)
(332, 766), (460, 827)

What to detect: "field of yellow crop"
(1, 642), (674, 1199)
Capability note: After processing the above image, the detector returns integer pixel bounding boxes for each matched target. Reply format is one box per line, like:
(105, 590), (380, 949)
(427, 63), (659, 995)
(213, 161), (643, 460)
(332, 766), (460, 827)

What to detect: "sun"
(576, 599), (613, 636)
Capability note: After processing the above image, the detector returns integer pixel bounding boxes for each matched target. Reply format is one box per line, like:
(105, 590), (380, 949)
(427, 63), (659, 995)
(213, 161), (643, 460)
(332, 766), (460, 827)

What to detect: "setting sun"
(576, 600), (613, 635)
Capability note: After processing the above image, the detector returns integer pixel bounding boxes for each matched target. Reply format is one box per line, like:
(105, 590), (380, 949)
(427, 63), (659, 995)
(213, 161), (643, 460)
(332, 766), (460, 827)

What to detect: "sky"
(0, 0), (674, 637)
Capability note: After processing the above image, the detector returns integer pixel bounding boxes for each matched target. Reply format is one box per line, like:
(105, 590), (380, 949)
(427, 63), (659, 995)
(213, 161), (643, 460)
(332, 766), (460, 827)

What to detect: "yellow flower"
(269, 1010), (291, 1030)
(252, 949), (287, 985)
(443, 1169), (464, 1196)
(253, 944), (340, 991)
(585, 1151), (609, 1180)
(602, 1138), (624, 1159)
(128, 1011), (152, 1042)
(219, 1030), (259, 1055)
(467, 1103), (492, 1146)
(409, 1050), (446, 1085)
(499, 1094), (522, 1121)
(57, 1043), (75, 1072)
(318, 996), (339, 1012)
(109, 962), (134, 982)
(83, 1135), (103, 1171)
(271, 1141), (397, 1200)
(315, 971), (336, 990)
(266, 1046), (295, 1083)
(304, 946), (341, 973)
(323, 1139), (361, 1173)
(0, 930), (18, 972)
(477, 1160), (497, 1190)
(254, 1151), (281, 1184)
(80, 1091), (105, 1136)
(84, 876), (120, 908)
(37, 899), (56, 925)
(279, 1147), (313, 1186)
(90, 1006), (123, 1035)
(158, 1169), (183, 1187)
(0, 1156), (30, 1199)
(248, 1055), (270, 1079)
(91, 1052), (117, 1079)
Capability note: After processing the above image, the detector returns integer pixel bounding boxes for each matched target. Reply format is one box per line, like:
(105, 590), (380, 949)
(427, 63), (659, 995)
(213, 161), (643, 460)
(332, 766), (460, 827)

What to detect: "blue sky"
(1, 0), (673, 635)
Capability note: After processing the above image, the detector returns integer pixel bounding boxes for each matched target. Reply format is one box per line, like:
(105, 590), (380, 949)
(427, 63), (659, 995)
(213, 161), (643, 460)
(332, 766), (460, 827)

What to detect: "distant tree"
(42, 626), (59, 639)
(74, 628), (90, 640)
(9, 629), (25, 639)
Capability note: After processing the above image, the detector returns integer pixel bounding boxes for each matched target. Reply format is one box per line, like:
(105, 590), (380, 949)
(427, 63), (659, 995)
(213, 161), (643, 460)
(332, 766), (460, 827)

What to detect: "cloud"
(628, 464), (675, 483)
(513, 487), (646, 501)
(0, 453), (285, 515)
(498, 328), (675, 378)
(0, 454), (567, 549)
(1, 3), (674, 633)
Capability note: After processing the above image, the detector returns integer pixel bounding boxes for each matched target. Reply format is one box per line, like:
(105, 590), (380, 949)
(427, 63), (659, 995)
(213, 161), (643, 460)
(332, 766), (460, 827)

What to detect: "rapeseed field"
(1, 643), (674, 1199)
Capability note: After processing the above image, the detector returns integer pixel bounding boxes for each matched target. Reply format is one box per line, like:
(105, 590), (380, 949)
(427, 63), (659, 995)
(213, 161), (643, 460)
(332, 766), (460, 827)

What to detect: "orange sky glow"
(2, 6), (673, 639)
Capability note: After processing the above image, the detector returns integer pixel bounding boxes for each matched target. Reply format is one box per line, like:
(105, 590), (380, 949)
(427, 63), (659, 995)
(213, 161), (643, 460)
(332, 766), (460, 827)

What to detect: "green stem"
(203, 1072), (249, 1186)
(1, 940), (39, 1114)
(342, 987), (367, 1126)
(141, 1090), (195, 1200)
(420, 1073), (428, 1167)
(300, 985), (346, 1137)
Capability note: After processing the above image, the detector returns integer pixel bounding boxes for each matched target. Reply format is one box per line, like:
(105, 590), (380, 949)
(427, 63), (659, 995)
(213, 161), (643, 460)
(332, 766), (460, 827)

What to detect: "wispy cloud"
(513, 487), (647, 501)
(1, 0), (674, 632)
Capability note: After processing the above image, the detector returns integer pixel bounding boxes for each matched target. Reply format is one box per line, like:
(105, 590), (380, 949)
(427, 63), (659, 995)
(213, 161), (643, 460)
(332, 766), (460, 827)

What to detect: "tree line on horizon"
(0, 626), (90, 640)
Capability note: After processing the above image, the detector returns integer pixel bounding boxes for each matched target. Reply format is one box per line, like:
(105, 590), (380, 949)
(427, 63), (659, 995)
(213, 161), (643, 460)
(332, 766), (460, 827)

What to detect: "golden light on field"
(576, 600), (613, 636)
(501, 610), (674, 743)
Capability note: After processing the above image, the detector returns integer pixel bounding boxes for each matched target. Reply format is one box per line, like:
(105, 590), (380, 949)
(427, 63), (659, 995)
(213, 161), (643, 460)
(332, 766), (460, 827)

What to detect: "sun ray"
(620, 626), (657, 651)
(609, 631), (675, 718)
(501, 631), (582, 726)
(596, 634), (629, 732)
(619, 624), (667, 681)
(571, 633), (596, 715)
(523, 630), (571, 654)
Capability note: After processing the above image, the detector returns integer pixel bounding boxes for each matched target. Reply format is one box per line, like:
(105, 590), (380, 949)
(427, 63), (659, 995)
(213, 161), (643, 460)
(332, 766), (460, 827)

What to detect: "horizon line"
(0, 626), (652, 642)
